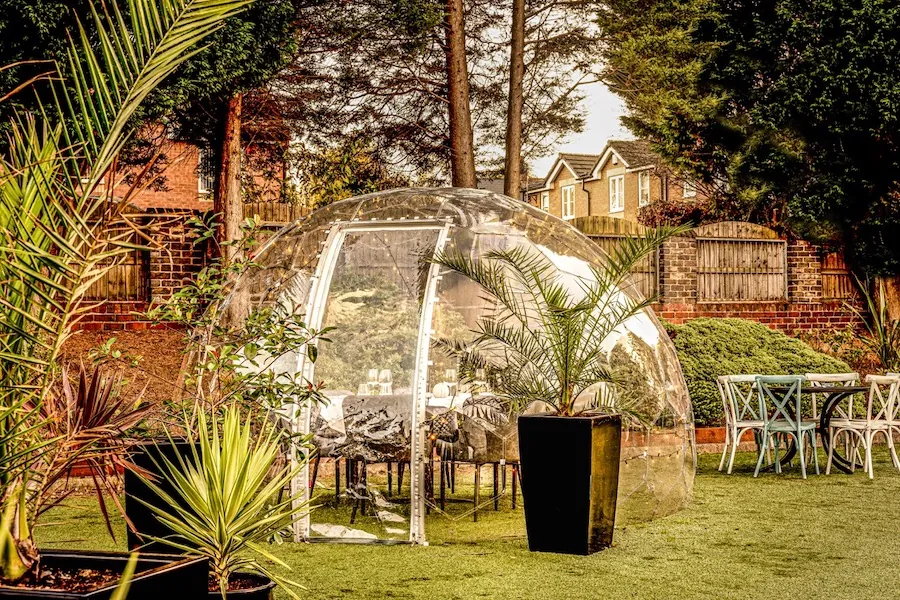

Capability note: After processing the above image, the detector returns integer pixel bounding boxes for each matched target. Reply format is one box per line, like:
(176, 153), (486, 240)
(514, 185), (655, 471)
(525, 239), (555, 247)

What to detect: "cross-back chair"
(716, 375), (770, 474)
(754, 375), (819, 479)
(827, 375), (900, 478)
(805, 372), (860, 419)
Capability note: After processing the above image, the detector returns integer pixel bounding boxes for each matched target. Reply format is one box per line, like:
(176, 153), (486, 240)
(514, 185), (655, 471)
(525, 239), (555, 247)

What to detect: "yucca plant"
(135, 406), (309, 598)
(432, 226), (684, 418)
(0, 0), (252, 583)
(849, 277), (900, 372)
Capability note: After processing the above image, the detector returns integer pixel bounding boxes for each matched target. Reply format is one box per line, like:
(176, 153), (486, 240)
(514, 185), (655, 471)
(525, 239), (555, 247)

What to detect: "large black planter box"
(517, 413), (622, 555)
(125, 440), (200, 552)
(0, 551), (207, 600)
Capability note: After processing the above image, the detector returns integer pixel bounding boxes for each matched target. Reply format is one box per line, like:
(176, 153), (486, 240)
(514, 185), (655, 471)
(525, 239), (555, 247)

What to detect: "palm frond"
(59, 0), (251, 196)
(133, 407), (309, 598)
(432, 229), (677, 416)
(0, 0), (253, 581)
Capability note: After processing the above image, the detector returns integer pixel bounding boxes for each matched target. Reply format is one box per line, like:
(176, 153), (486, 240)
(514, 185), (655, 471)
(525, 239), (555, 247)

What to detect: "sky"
(530, 82), (632, 178)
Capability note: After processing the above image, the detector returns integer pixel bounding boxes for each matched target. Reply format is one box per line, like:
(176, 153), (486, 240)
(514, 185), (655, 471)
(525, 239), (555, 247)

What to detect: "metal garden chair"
(716, 375), (770, 474)
(754, 375), (819, 479)
(826, 375), (900, 478)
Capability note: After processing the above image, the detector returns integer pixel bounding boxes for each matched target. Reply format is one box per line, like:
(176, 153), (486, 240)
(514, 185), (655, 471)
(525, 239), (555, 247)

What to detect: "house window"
(540, 191), (550, 212)
(609, 175), (624, 213)
(683, 180), (697, 198)
(638, 171), (651, 207)
(198, 146), (216, 195)
(561, 185), (575, 220)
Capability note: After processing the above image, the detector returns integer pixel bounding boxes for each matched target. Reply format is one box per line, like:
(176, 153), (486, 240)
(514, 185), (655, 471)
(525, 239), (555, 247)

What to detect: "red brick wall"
(659, 236), (698, 304)
(654, 302), (861, 333)
(655, 235), (863, 334)
(146, 210), (208, 300)
(787, 240), (822, 302)
(77, 301), (153, 331)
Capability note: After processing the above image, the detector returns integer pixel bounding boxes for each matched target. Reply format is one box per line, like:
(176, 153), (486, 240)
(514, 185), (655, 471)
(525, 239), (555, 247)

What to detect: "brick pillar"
(148, 210), (207, 303)
(660, 235), (698, 305)
(787, 239), (821, 303)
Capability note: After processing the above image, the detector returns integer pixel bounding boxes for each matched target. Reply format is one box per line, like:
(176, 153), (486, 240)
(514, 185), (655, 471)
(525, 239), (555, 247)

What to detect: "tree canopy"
(298, 0), (604, 183)
(0, 0), (303, 146)
(597, 0), (900, 274)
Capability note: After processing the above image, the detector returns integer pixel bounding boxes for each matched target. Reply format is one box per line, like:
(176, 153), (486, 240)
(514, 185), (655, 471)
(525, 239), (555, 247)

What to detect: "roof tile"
(607, 140), (657, 168)
(559, 153), (602, 178)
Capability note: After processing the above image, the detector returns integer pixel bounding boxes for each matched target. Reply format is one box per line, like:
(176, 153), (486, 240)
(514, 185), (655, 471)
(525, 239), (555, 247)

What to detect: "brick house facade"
(526, 140), (707, 222)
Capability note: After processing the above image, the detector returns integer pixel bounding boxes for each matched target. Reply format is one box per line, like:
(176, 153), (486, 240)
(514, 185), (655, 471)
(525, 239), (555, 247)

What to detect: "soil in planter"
(208, 574), (268, 593)
(0, 566), (120, 593)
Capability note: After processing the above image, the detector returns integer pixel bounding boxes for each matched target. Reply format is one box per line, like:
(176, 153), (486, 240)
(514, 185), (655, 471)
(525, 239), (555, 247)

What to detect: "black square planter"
(0, 551), (207, 600)
(125, 440), (200, 552)
(517, 413), (622, 555)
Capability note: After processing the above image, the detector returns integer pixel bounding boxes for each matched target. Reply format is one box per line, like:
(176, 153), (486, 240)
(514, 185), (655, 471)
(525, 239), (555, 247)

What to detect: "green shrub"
(665, 318), (851, 427)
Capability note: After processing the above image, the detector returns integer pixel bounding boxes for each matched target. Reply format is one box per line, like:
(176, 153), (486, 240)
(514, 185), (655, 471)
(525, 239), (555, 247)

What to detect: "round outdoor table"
(770, 384), (869, 474)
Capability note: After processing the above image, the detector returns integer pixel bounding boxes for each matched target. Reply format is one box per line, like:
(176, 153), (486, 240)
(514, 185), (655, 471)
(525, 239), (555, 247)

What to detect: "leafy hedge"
(665, 318), (851, 427)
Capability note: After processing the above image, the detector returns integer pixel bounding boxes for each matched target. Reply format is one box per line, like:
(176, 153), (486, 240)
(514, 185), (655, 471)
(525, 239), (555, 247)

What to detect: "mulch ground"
(0, 566), (120, 593)
(61, 329), (188, 405)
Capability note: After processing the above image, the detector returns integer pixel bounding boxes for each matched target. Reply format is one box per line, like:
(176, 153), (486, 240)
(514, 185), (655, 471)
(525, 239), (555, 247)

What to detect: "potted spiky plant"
(0, 0), (252, 594)
(0, 364), (210, 599)
(134, 405), (311, 600)
(433, 227), (680, 555)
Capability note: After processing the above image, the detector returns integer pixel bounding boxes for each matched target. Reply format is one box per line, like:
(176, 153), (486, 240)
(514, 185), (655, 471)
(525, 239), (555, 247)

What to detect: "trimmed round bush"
(665, 318), (851, 427)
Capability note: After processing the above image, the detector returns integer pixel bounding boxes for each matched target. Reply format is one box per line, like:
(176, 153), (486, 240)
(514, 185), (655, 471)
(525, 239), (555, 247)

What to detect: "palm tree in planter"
(433, 226), (682, 555)
(0, 0), (251, 594)
(134, 405), (311, 600)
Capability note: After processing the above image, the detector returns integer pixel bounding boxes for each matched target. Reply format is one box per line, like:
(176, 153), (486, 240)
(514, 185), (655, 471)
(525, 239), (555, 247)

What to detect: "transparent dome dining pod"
(217, 188), (696, 545)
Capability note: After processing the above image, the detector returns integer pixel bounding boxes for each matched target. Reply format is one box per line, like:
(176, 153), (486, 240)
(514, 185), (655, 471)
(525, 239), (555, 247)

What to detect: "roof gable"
(591, 139), (659, 176)
(543, 152), (601, 186)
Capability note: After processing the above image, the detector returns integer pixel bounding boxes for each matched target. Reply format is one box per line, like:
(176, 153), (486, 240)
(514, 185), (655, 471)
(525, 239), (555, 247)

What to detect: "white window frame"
(638, 171), (651, 207)
(561, 185), (575, 220)
(683, 180), (697, 198)
(609, 175), (625, 213)
(198, 146), (216, 195)
(540, 191), (550, 212)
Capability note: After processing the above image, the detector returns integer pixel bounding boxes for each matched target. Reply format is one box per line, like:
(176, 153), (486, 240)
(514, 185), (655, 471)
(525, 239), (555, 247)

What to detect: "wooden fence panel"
(697, 238), (787, 302)
(84, 213), (149, 302)
(588, 235), (658, 299)
(243, 202), (309, 225)
(571, 217), (658, 299)
(84, 250), (149, 301)
(821, 251), (855, 300)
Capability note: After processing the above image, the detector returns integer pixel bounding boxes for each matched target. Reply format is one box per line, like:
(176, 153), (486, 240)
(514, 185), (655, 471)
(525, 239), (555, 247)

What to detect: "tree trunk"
(444, 0), (477, 188)
(214, 93), (243, 263)
(877, 275), (900, 324)
(503, 0), (526, 199)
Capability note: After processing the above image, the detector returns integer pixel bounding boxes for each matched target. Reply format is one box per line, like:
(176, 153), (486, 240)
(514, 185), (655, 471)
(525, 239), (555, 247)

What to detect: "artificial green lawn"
(38, 451), (900, 599)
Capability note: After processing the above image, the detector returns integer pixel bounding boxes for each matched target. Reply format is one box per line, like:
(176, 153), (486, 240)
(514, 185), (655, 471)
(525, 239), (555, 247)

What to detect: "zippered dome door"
(295, 220), (451, 544)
